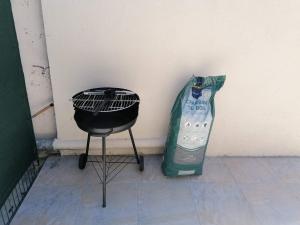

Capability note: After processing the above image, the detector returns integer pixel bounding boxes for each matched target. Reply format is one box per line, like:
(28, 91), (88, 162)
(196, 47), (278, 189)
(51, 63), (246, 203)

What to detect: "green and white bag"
(162, 75), (225, 176)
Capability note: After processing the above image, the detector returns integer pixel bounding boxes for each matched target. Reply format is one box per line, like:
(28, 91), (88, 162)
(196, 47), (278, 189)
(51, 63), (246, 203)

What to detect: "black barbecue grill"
(72, 87), (144, 207)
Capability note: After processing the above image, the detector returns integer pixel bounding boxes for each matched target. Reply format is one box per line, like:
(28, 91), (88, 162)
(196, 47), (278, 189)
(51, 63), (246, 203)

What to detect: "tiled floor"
(11, 156), (300, 225)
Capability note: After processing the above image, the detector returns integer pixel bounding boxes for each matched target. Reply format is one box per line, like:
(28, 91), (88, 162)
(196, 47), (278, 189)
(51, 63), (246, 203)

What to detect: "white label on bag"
(177, 88), (212, 150)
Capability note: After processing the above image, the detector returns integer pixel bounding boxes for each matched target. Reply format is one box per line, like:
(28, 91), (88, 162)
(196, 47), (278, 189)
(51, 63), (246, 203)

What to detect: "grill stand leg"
(102, 136), (106, 208)
(129, 128), (140, 164)
(101, 135), (104, 160)
(86, 133), (91, 156)
(86, 129), (141, 207)
(79, 133), (90, 169)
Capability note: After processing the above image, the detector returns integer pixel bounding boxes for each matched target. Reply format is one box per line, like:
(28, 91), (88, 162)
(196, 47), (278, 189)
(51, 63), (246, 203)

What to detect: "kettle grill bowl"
(73, 87), (139, 133)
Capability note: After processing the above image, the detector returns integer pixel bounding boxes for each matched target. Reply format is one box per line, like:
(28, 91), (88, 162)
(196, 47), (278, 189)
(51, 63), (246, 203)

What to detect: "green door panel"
(0, 0), (37, 205)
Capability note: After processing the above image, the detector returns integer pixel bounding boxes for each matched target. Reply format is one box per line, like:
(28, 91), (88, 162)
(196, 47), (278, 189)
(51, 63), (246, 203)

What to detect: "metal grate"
(72, 90), (139, 113)
(0, 162), (39, 225)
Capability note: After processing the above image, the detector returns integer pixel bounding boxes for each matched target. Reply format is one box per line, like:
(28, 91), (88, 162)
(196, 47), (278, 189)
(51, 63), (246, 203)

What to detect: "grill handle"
(93, 89), (116, 115)
(83, 90), (135, 96)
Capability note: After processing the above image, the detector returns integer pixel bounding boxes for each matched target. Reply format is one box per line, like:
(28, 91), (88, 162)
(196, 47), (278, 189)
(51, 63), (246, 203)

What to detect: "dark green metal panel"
(0, 0), (37, 206)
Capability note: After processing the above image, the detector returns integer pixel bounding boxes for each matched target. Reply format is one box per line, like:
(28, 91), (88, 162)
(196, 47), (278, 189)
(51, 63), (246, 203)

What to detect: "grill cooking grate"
(72, 90), (139, 113)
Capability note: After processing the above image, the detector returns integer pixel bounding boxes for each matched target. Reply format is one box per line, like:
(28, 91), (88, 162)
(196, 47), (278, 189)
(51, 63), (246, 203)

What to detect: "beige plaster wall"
(42, 0), (300, 155)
